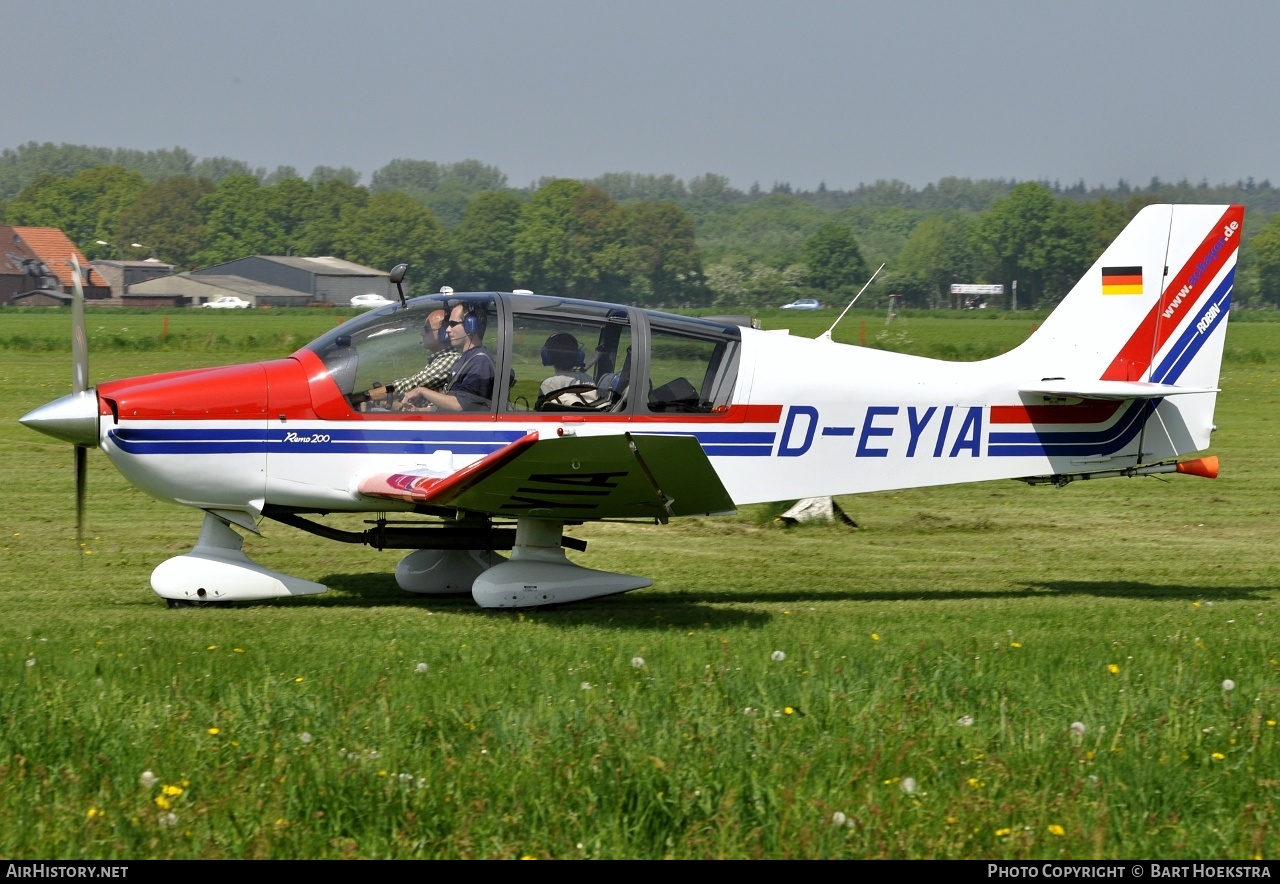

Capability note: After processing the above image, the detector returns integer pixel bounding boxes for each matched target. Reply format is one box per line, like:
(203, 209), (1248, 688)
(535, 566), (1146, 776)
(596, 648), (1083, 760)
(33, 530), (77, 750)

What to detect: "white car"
(780, 298), (821, 310)
(351, 293), (394, 309)
(201, 296), (251, 309)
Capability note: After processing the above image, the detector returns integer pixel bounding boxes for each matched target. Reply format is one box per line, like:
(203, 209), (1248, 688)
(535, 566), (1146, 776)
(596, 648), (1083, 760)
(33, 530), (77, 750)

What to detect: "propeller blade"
(75, 445), (87, 544)
(70, 255), (90, 546)
(70, 255), (88, 394)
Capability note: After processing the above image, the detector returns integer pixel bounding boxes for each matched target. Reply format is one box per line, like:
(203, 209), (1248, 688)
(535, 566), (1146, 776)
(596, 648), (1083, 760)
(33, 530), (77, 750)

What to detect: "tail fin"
(998, 204), (1243, 465)
(1006, 204), (1242, 390)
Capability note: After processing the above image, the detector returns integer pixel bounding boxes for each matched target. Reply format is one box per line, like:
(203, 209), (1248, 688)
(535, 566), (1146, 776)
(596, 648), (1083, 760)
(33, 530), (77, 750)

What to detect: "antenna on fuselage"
(818, 263), (885, 342)
(389, 263), (409, 308)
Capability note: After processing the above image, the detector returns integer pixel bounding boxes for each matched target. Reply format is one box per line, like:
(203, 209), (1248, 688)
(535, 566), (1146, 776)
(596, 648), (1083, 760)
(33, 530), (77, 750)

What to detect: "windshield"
(305, 295), (497, 412)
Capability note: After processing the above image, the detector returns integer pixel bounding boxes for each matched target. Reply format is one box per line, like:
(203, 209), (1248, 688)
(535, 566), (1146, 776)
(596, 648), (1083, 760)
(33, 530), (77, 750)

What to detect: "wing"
(357, 431), (736, 521)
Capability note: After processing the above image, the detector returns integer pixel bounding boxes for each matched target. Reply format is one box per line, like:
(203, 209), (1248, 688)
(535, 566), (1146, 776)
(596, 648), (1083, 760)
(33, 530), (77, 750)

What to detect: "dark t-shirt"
(447, 346), (495, 410)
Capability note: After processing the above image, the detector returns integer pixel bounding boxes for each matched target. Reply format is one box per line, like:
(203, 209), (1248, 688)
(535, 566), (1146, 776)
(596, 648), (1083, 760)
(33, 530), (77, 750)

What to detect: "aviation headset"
(540, 332), (586, 368)
(439, 301), (486, 344)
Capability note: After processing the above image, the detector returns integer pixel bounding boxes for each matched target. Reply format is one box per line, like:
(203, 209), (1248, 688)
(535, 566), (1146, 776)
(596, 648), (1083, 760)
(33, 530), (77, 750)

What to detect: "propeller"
(70, 256), (88, 543)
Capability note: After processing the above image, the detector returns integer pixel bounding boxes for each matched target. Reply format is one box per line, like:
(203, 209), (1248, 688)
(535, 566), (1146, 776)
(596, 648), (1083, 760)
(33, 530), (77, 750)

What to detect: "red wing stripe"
(1103, 206), (1243, 381)
(359, 432), (539, 504)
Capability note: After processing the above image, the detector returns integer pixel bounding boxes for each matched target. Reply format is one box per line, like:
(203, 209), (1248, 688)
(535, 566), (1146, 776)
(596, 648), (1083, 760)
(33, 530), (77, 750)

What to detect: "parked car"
(201, 296), (251, 309)
(351, 293), (394, 309)
(780, 298), (821, 310)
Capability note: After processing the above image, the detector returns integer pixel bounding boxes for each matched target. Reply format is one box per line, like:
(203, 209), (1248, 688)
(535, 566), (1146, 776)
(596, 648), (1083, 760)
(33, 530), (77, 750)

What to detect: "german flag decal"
(1102, 266), (1143, 295)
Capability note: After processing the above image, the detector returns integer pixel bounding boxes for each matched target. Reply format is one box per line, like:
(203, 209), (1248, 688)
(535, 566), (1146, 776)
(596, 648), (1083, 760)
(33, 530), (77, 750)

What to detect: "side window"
(505, 313), (633, 413)
(645, 328), (739, 414)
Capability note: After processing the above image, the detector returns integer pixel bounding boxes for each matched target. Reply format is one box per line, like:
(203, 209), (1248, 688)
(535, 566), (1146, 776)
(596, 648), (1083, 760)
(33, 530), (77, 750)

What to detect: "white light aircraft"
(21, 204), (1241, 608)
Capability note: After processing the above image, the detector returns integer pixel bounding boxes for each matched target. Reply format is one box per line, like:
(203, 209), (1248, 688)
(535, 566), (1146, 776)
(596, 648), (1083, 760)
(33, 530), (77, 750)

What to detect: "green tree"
(333, 191), (451, 289)
(291, 179), (369, 258)
(569, 185), (633, 300)
(627, 200), (706, 305)
(5, 165), (149, 258)
(115, 175), (215, 268)
(513, 179), (589, 294)
(1250, 213), (1280, 306)
(194, 175), (286, 265)
(802, 222), (869, 293)
(192, 156), (262, 182)
(309, 166), (361, 186)
(971, 182), (1059, 309)
(451, 191), (523, 291)
(892, 215), (976, 308)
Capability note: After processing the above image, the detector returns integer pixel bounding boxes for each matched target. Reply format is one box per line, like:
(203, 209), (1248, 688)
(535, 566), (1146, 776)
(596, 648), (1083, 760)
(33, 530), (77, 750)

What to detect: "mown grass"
(2, 310), (1280, 858)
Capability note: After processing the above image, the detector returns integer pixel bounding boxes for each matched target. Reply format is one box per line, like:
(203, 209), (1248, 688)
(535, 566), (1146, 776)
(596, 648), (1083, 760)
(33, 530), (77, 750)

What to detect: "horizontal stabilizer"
(1020, 380), (1218, 400)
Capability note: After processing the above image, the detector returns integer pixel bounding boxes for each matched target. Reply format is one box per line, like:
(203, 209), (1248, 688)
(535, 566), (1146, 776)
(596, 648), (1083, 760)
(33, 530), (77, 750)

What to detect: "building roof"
(127, 273), (316, 301)
(9, 227), (108, 287)
(198, 255), (388, 277)
(0, 227), (41, 274)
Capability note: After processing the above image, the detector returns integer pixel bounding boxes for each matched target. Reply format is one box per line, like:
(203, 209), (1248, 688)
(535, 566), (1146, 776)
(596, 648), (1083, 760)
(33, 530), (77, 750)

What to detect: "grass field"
(3, 307), (1280, 859)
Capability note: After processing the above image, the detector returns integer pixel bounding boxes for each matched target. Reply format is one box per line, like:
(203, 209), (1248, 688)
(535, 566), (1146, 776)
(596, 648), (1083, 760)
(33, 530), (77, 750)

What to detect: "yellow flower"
(996, 828), (1012, 837)
(784, 707), (794, 715)
(1010, 642), (1022, 648)
(87, 807), (103, 819)
(1212, 752), (1225, 760)
(1107, 664), (1120, 674)
(1267, 721), (1277, 727)
(208, 727), (220, 735)
(207, 645), (217, 651)
(871, 633), (880, 641)
(234, 648), (245, 653)
(967, 777), (985, 789)
(161, 784), (183, 797)
(1047, 824), (1065, 836)
(155, 795), (171, 810)
(294, 677), (304, 683)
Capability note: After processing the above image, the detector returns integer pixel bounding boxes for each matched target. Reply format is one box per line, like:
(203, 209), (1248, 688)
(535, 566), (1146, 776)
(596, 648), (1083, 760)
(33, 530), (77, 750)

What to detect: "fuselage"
(74, 288), (1220, 524)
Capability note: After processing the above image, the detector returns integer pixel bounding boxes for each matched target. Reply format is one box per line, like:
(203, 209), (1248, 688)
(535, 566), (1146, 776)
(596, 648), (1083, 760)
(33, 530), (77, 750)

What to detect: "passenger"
(366, 308), (457, 409)
(537, 332), (597, 408)
(400, 302), (495, 412)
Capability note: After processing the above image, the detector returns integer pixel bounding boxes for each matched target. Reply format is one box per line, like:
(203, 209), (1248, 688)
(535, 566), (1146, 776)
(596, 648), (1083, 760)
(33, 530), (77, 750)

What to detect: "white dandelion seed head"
(414, 662), (428, 674)
(631, 656), (645, 669)
(831, 811), (847, 826)
(771, 650), (786, 662)
(901, 777), (918, 794)
(299, 732), (313, 744)
(580, 681), (592, 690)
(743, 707), (756, 716)
(399, 772), (414, 783)
(1070, 721), (1087, 736)
(1222, 679), (1236, 691)
(957, 715), (974, 727)
(158, 812), (178, 829)
(25, 658), (35, 668)
(140, 770), (158, 788)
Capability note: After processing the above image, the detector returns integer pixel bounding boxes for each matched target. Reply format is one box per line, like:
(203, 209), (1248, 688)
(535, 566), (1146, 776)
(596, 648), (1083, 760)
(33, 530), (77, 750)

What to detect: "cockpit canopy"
(303, 292), (743, 417)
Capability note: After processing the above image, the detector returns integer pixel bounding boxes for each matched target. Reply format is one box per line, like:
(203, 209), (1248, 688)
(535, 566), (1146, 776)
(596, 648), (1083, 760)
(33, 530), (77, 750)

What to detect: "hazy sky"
(8, 0), (1278, 192)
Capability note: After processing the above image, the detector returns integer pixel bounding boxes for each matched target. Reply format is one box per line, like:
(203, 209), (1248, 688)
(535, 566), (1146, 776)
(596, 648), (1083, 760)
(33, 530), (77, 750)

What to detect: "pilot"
(537, 332), (597, 408)
(366, 308), (458, 409)
(400, 301), (495, 412)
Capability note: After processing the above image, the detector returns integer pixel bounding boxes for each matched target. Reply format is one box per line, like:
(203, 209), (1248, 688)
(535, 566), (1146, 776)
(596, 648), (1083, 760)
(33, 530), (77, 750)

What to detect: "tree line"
(2, 141), (1280, 309)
